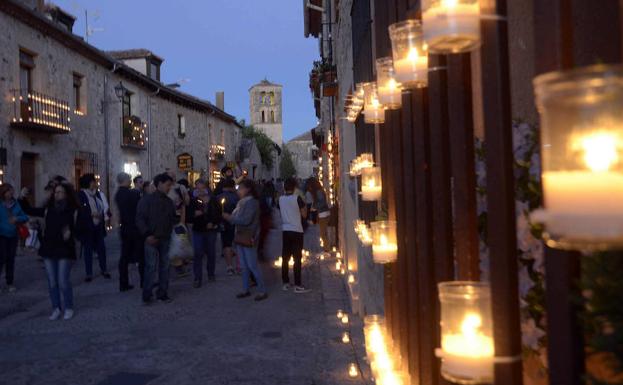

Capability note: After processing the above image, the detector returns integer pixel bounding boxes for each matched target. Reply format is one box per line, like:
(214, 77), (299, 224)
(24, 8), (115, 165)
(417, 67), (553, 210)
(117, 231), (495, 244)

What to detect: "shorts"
(221, 227), (235, 248)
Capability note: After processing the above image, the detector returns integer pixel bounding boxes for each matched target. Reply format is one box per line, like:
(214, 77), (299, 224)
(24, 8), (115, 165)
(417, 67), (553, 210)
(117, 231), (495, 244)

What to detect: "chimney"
(215, 92), (225, 111)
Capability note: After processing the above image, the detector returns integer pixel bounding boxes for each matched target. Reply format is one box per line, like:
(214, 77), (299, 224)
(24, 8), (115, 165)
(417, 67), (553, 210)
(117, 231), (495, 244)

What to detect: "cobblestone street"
(0, 235), (370, 385)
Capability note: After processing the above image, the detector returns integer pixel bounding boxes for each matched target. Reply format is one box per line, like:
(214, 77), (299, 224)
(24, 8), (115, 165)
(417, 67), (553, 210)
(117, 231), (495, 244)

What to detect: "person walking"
(166, 170), (191, 278)
(39, 182), (79, 320)
(114, 172), (144, 292)
(133, 175), (144, 196)
(136, 173), (177, 304)
(279, 178), (310, 293)
(0, 184), (28, 292)
(223, 179), (268, 301)
(190, 179), (221, 287)
(306, 177), (331, 252)
(77, 174), (110, 282)
(217, 178), (239, 275)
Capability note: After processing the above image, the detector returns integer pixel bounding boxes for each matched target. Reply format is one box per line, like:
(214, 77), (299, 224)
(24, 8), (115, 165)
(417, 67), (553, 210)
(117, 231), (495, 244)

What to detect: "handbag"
(17, 224), (29, 240)
(234, 228), (255, 247)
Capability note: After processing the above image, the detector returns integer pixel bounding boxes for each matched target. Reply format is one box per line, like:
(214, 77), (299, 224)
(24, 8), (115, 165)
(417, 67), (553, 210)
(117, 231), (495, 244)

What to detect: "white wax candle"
(422, 2), (480, 53)
(364, 107), (385, 124)
(372, 243), (398, 263)
(378, 79), (403, 108)
(361, 185), (382, 201)
(539, 171), (623, 240)
(394, 48), (429, 87)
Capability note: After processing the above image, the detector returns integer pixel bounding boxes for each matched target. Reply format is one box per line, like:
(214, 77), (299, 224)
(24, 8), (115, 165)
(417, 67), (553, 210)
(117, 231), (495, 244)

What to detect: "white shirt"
(279, 194), (305, 233)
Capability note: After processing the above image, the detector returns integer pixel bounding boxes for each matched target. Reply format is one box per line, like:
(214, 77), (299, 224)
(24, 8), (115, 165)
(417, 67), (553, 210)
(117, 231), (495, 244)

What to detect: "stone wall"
(285, 139), (317, 179)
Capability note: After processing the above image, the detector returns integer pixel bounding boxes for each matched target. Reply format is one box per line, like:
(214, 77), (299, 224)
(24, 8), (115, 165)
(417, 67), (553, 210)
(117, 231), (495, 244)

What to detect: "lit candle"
(394, 47), (428, 88)
(422, 0), (481, 54)
(361, 167), (383, 201)
(341, 315), (349, 324)
(349, 363), (358, 378)
(389, 20), (429, 89)
(336, 261), (342, 270)
(348, 274), (356, 284)
(372, 234), (398, 264)
(340, 268), (346, 275)
(342, 332), (351, 344)
(363, 82), (386, 124)
(441, 312), (494, 381)
(376, 57), (403, 108)
(337, 309), (344, 319)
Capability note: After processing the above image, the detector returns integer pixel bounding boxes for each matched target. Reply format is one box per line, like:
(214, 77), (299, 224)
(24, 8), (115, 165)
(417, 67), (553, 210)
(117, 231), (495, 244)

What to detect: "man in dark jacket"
(114, 172), (143, 292)
(136, 173), (176, 304)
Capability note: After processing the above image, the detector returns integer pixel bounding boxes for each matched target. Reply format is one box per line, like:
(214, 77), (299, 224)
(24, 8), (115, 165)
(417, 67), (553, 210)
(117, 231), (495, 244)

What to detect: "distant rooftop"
(288, 131), (312, 142)
(107, 49), (164, 63)
(250, 78), (282, 89)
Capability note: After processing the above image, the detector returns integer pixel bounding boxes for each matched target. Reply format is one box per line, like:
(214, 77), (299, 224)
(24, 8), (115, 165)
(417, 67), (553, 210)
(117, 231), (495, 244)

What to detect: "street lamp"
(114, 81), (127, 102)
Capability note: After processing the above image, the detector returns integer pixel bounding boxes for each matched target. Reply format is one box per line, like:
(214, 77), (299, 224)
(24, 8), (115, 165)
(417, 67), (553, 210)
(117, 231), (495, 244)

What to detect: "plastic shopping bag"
(26, 229), (40, 250)
(168, 225), (193, 266)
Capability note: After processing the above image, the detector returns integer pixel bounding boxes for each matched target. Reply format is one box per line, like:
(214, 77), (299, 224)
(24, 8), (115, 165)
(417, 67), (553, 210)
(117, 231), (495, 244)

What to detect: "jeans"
(282, 231), (304, 286)
(143, 238), (171, 300)
(119, 230), (144, 289)
(82, 230), (107, 277)
(43, 258), (73, 310)
(318, 216), (330, 252)
(236, 245), (266, 293)
(193, 231), (217, 283)
(0, 236), (18, 285)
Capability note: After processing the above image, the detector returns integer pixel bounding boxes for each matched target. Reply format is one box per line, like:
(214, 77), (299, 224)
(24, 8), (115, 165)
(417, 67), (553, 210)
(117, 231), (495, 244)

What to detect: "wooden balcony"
(10, 89), (71, 134)
(121, 115), (147, 150)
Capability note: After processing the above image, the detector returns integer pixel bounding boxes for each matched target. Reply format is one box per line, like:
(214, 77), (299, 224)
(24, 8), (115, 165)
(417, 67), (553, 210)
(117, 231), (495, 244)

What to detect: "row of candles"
(345, 0), (482, 125)
(344, 0), (623, 251)
(354, 220), (398, 264)
(340, 284), (495, 384)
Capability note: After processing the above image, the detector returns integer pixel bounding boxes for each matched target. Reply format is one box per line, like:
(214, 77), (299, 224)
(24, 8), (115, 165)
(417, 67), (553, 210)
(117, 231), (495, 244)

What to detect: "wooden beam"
(446, 53), (480, 281)
(479, 1), (523, 385)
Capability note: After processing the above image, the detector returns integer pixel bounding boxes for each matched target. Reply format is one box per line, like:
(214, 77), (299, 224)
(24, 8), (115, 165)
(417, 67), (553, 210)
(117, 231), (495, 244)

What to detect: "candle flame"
(407, 47), (420, 62)
(367, 178), (377, 188)
(441, 0), (459, 8)
(573, 131), (620, 172)
(460, 312), (483, 338)
(380, 234), (389, 246)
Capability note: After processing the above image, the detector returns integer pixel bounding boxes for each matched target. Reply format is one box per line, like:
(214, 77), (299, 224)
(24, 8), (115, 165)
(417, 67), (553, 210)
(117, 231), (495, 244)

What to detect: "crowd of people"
(0, 166), (332, 321)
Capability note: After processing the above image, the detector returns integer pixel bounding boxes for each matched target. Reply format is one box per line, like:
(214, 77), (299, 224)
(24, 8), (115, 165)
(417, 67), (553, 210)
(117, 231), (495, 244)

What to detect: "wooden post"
(479, 1), (523, 385)
(446, 53), (480, 280)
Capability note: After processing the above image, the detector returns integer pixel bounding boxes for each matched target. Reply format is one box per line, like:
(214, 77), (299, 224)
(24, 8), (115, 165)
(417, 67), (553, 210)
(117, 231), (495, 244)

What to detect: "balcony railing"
(209, 144), (226, 161)
(10, 89), (71, 134)
(121, 115), (147, 150)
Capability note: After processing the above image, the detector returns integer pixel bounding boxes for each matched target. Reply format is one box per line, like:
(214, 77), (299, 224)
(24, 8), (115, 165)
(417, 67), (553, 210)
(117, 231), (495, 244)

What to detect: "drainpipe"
(102, 63), (119, 200)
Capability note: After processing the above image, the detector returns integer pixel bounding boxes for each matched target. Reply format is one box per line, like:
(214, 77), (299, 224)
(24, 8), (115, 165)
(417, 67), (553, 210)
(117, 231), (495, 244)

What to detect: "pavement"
(0, 233), (372, 385)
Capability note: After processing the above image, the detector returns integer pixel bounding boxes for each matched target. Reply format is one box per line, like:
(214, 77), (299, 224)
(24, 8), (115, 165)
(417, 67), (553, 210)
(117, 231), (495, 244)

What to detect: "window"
(19, 50), (35, 99)
(261, 110), (265, 123)
(122, 91), (132, 117)
(269, 92), (275, 105)
(73, 73), (84, 114)
(270, 110), (275, 123)
(178, 114), (186, 138)
(260, 91), (266, 105)
(148, 61), (160, 81)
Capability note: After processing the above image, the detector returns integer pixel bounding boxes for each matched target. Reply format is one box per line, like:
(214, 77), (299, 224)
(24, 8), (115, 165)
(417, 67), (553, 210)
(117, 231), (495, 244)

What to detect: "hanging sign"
(177, 153), (193, 171)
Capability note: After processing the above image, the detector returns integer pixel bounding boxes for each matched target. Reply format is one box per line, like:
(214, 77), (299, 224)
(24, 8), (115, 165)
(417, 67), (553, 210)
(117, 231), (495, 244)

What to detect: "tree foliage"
(280, 147), (297, 179)
(240, 122), (276, 169)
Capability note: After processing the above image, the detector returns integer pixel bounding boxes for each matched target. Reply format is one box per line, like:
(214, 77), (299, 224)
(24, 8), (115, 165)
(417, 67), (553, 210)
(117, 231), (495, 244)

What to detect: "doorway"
(20, 152), (37, 204)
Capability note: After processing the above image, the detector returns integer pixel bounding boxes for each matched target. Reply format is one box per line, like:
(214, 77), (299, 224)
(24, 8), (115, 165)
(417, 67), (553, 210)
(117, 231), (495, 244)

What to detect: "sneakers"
(282, 283), (292, 291)
(254, 293), (269, 302)
(49, 308), (62, 321)
(236, 291), (251, 299)
(294, 286), (311, 294)
(226, 267), (235, 276)
(63, 309), (74, 320)
(7, 285), (16, 293)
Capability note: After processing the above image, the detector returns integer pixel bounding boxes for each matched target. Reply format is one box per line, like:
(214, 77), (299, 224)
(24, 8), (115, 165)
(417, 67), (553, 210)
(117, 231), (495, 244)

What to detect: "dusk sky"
(54, 0), (320, 141)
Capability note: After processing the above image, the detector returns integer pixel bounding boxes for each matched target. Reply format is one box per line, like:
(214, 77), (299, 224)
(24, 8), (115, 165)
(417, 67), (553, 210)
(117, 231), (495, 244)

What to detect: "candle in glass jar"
(372, 234), (398, 263)
(361, 179), (382, 201)
(422, 0), (481, 54)
(394, 48), (429, 87)
(441, 312), (494, 382)
(378, 78), (402, 108)
(364, 101), (385, 124)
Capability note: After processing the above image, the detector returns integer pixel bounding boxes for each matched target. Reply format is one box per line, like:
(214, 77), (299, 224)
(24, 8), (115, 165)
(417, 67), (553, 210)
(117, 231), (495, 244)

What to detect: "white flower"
(521, 318), (546, 350)
(517, 210), (537, 253)
(530, 240), (545, 274)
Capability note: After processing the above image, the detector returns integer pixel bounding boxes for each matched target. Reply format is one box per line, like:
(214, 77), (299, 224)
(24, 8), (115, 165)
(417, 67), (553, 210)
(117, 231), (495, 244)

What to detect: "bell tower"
(249, 79), (283, 145)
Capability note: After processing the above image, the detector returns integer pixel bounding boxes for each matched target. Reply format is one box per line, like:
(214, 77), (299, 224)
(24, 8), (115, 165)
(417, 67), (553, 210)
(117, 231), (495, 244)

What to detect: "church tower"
(249, 79), (283, 145)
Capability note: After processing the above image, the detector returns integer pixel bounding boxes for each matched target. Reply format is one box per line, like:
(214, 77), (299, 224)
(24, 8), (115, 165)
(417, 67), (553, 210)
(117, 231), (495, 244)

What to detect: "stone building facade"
(0, 0), (242, 204)
(285, 131), (318, 180)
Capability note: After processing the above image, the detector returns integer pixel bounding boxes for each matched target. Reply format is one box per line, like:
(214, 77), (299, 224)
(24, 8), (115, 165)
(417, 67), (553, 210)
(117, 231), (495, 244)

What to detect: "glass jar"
(361, 166), (382, 201)
(371, 221), (397, 264)
(388, 20), (429, 88)
(376, 57), (403, 108)
(362, 82), (386, 124)
(422, 0), (481, 54)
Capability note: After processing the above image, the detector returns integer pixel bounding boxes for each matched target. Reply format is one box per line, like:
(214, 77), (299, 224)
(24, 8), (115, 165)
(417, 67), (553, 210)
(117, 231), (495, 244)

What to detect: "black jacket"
(39, 203), (77, 260)
(115, 186), (141, 237)
(190, 196), (222, 233)
(136, 191), (176, 240)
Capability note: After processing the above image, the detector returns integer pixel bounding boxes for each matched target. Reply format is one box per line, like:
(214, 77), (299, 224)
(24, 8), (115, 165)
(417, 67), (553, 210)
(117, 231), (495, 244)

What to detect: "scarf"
(83, 189), (103, 226)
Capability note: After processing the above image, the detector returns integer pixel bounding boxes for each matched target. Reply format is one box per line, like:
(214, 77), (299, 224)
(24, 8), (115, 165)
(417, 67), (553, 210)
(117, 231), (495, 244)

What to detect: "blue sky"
(54, 0), (319, 141)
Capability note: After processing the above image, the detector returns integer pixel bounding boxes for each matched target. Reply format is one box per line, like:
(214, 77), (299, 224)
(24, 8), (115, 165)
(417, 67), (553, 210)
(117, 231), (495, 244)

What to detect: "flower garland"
(475, 121), (548, 379)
